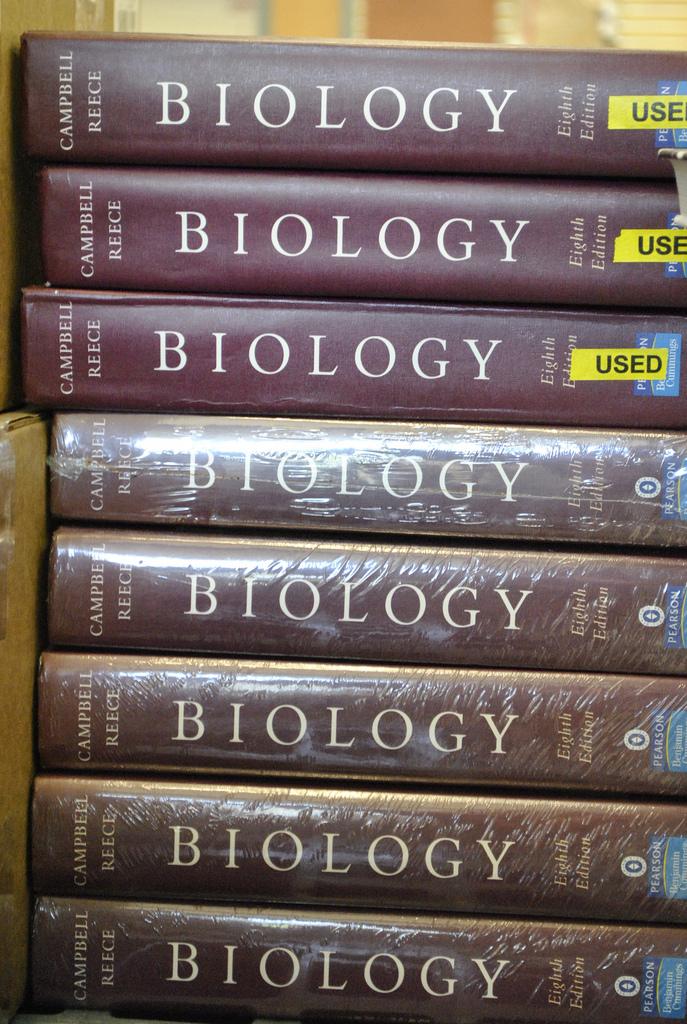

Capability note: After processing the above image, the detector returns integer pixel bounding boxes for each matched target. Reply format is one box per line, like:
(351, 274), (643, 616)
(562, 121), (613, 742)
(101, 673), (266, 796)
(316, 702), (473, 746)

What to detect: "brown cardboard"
(0, 0), (114, 412)
(366, 0), (494, 44)
(0, 411), (48, 1023)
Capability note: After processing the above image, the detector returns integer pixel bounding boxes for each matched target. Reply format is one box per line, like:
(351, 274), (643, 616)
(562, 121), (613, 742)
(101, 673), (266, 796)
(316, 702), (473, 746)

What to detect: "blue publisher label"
(662, 461), (687, 519)
(664, 586), (687, 648)
(642, 957), (687, 1018)
(652, 710), (687, 772)
(634, 333), (682, 396)
(656, 81), (687, 149)
(648, 835), (687, 899)
(664, 215), (687, 280)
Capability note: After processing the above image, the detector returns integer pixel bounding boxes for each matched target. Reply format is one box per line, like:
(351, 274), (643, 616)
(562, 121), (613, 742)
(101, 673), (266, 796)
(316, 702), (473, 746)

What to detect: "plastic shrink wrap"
(22, 287), (687, 429)
(31, 775), (687, 923)
(32, 897), (687, 1021)
(38, 652), (687, 795)
(49, 412), (687, 546)
(49, 527), (687, 674)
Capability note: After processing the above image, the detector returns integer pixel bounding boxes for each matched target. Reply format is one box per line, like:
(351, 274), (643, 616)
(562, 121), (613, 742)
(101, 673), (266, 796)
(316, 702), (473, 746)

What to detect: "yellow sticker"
(570, 348), (668, 381)
(613, 229), (687, 263)
(608, 95), (687, 129)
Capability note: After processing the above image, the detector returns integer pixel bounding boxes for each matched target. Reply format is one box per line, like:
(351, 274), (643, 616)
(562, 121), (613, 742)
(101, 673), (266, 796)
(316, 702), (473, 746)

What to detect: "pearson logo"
(616, 975), (641, 997)
(625, 727), (651, 751)
(570, 348), (668, 381)
(640, 605), (665, 628)
(661, 461), (687, 520)
(637, 477), (662, 499)
(652, 710), (687, 773)
(664, 586), (687, 648)
(622, 854), (648, 878)
(641, 957), (687, 1018)
(647, 835), (687, 900)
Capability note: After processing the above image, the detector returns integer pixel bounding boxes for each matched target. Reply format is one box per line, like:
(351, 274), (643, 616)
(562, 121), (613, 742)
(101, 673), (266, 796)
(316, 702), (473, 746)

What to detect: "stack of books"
(22, 33), (687, 1022)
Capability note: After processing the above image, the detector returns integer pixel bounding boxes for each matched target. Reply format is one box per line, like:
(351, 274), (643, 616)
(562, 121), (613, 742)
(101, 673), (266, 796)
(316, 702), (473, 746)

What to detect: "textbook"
(38, 166), (687, 308)
(37, 651), (687, 794)
(49, 411), (687, 546)
(32, 775), (687, 923)
(31, 896), (687, 1021)
(22, 288), (687, 428)
(22, 33), (687, 179)
(48, 527), (687, 675)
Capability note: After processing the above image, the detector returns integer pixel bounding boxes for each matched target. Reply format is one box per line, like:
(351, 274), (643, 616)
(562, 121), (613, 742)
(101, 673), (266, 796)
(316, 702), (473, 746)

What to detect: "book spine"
(32, 896), (687, 1021)
(48, 527), (687, 675)
(31, 775), (687, 923)
(50, 411), (687, 547)
(22, 34), (683, 179)
(38, 651), (687, 795)
(39, 166), (687, 309)
(22, 288), (687, 428)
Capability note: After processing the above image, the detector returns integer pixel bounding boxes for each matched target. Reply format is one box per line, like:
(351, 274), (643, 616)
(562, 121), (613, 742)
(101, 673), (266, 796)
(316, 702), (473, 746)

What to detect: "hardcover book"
(48, 527), (687, 675)
(22, 33), (687, 180)
(38, 651), (687, 795)
(49, 411), (687, 546)
(38, 166), (687, 308)
(31, 775), (687, 923)
(32, 896), (687, 1021)
(22, 288), (687, 428)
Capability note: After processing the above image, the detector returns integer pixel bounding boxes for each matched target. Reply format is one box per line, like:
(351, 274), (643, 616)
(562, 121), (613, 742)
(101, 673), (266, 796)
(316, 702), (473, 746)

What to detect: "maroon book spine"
(21, 33), (684, 179)
(38, 166), (687, 308)
(32, 896), (687, 1021)
(50, 411), (687, 548)
(22, 287), (687, 428)
(48, 527), (687, 675)
(37, 651), (687, 796)
(31, 775), (687, 923)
